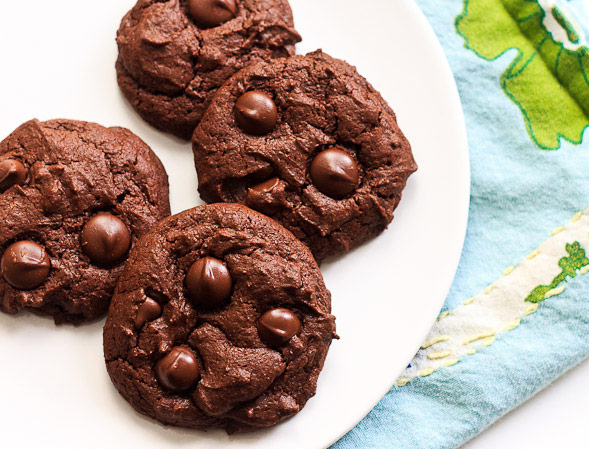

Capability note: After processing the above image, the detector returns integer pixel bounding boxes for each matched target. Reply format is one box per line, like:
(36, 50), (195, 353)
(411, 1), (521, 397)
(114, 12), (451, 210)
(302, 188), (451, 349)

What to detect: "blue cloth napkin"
(333, 0), (589, 448)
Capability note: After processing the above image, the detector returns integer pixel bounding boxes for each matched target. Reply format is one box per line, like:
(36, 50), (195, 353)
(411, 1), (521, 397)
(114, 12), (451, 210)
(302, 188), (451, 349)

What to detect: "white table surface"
(462, 357), (589, 448)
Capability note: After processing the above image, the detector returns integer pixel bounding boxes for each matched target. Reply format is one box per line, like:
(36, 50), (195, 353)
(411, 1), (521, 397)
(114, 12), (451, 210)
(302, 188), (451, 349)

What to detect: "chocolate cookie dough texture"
(0, 119), (170, 324)
(116, 0), (301, 139)
(193, 51), (418, 260)
(104, 203), (336, 433)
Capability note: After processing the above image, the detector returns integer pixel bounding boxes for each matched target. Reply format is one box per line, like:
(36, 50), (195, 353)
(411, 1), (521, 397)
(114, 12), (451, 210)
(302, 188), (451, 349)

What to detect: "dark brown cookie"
(103, 203), (336, 433)
(0, 119), (170, 324)
(116, 0), (301, 139)
(193, 51), (418, 261)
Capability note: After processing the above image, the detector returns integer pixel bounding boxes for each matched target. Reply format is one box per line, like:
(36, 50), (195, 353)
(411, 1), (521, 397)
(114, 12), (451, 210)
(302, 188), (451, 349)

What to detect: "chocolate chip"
(309, 148), (359, 199)
(134, 298), (162, 330)
(251, 177), (280, 193)
(258, 308), (301, 348)
(188, 0), (237, 28)
(234, 91), (278, 136)
(1, 241), (51, 290)
(0, 159), (27, 191)
(186, 257), (232, 309)
(155, 347), (200, 392)
(81, 213), (131, 266)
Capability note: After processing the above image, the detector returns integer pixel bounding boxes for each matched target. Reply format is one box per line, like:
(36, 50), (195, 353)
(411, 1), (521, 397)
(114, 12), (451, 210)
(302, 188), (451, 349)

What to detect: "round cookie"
(116, 0), (301, 139)
(193, 50), (418, 261)
(0, 119), (170, 324)
(103, 203), (336, 433)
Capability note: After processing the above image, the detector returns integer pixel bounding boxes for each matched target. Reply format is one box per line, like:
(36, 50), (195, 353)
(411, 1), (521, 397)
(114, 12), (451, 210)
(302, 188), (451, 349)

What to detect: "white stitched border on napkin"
(397, 208), (589, 386)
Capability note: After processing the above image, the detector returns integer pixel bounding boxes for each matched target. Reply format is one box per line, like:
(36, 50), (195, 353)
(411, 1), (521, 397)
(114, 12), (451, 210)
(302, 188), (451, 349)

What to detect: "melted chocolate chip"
(188, 0), (237, 28)
(81, 213), (131, 266)
(309, 148), (359, 199)
(155, 346), (200, 392)
(234, 91), (278, 136)
(186, 257), (232, 309)
(258, 308), (301, 348)
(0, 159), (27, 191)
(1, 241), (51, 290)
(251, 177), (280, 193)
(134, 298), (162, 330)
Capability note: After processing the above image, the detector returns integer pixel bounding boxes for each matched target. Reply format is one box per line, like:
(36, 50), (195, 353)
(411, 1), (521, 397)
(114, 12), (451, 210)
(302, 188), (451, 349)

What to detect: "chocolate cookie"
(116, 0), (301, 139)
(0, 119), (170, 324)
(103, 203), (336, 433)
(193, 51), (418, 260)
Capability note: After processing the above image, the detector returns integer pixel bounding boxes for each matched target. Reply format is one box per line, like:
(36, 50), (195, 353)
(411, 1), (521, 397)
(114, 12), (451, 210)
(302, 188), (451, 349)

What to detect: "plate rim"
(322, 1), (471, 446)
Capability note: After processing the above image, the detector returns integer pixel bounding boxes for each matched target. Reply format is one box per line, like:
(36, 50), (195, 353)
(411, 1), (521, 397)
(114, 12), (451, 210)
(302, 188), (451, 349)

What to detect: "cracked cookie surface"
(193, 51), (418, 261)
(0, 119), (170, 324)
(116, 0), (301, 139)
(103, 203), (336, 433)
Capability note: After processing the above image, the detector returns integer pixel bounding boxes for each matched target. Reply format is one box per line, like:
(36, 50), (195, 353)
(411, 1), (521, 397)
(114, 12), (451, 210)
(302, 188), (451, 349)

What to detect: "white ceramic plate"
(0, 0), (469, 448)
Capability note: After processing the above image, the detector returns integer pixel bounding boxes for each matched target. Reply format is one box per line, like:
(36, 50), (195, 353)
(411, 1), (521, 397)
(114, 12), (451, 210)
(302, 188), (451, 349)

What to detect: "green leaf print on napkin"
(526, 241), (589, 303)
(456, 0), (589, 150)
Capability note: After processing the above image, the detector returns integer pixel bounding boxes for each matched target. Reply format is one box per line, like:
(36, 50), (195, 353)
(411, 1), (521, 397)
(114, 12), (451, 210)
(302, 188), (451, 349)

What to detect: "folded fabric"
(333, 0), (589, 448)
